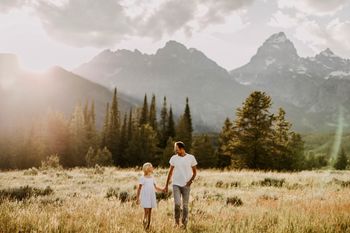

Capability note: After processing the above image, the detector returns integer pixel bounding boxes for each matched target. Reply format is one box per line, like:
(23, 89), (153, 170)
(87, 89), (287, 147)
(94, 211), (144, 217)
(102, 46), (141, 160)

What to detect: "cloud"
(278, 0), (349, 16)
(35, 0), (132, 48)
(198, 0), (254, 27)
(138, 0), (197, 39)
(0, 0), (254, 48)
(268, 11), (299, 28)
(294, 18), (350, 56)
(0, 0), (29, 13)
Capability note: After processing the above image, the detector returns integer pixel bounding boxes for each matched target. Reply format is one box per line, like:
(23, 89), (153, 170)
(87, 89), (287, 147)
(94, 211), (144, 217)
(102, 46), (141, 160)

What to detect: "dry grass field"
(0, 167), (350, 233)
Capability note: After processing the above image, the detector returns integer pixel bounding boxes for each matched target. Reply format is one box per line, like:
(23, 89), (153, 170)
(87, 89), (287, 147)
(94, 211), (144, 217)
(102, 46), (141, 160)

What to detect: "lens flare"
(330, 106), (344, 161)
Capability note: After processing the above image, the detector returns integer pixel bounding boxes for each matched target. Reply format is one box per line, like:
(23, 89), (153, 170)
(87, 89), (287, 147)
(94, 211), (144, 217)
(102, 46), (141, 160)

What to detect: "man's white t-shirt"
(169, 153), (198, 187)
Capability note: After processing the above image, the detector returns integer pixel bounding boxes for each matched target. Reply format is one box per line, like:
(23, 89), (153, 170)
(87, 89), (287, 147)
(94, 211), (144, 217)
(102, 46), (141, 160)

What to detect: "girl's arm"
(136, 184), (142, 204)
(154, 184), (163, 192)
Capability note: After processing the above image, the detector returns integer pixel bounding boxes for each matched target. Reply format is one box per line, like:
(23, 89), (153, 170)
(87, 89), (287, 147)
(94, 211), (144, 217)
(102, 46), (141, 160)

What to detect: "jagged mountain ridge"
(75, 41), (251, 131)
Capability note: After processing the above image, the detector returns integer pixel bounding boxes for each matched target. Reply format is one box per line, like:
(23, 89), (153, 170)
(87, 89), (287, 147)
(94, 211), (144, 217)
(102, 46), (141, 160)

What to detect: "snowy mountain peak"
(266, 32), (288, 44)
(319, 48), (337, 58)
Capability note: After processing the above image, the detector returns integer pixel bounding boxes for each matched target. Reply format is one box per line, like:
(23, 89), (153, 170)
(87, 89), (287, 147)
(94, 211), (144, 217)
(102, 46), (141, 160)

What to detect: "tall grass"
(0, 168), (349, 232)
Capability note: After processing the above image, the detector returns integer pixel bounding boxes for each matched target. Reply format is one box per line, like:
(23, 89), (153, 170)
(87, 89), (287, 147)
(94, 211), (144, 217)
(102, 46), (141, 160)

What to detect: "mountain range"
(74, 32), (350, 132)
(1, 32), (349, 133)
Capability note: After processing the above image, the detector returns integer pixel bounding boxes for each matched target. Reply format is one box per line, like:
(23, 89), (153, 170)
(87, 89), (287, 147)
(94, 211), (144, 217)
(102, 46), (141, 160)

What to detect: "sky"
(1, 0), (350, 72)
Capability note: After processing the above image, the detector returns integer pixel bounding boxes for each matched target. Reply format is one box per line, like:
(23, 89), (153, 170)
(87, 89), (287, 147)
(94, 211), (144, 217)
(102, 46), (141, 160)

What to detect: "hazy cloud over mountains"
(0, 0), (255, 47)
(1, 0), (350, 70)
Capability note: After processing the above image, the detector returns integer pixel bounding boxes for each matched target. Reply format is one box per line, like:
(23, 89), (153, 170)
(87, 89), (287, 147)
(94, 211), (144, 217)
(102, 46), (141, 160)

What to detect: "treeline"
(0, 89), (194, 169)
(0, 90), (348, 171)
(214, 91), (349, 170)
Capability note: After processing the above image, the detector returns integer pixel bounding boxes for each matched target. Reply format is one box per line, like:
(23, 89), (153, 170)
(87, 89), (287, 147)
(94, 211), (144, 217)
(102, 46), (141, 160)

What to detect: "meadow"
(0, 167), (350, 233)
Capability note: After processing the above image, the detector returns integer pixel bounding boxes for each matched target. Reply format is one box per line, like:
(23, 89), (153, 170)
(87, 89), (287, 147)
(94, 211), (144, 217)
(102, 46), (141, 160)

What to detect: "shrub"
(106, 187), (119, 199)
(0, 186), (53, 201)
(258, 178), (285, 187)
(215, 180), (224, 188)
(259, 194), (278, 201)
(156, 191), (172, 201)
(40, 154), (62, 170)
(94, 164), (105, 175)
(119, 191), (129, 203)
(341, 180), (350, 188)
(226, 196), (243, 206)
(23, 167), (39, 176)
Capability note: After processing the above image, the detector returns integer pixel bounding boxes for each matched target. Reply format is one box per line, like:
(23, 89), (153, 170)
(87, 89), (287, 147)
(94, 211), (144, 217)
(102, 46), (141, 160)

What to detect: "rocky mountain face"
(75, 41), (251, 131)
(230, 32), (350, 131)
(0, 55), (136, 132)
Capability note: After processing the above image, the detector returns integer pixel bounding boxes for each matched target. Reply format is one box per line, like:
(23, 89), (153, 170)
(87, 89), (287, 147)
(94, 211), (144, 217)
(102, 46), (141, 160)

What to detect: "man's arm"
(186, 166), (197, 187)
(164, 165), (174, 192)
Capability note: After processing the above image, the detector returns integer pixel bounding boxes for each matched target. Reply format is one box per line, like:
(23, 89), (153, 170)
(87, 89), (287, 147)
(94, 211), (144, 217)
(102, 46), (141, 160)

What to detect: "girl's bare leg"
(147, 208), (152, 229)
(143, 209), (148, 229)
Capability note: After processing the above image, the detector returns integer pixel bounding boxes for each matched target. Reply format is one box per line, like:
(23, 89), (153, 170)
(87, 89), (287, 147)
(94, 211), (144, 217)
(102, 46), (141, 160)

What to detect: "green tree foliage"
(106, 88), (120, 165)
(69, 102), (87, 167)
(149, 94), (157, 130)
(230, 91), (275, 169)
(100, 102), (110, 148)
(45, 112), (71, 167)
(227, 91), (305, 170)
(139, 94), (148, 125)
(85, 146), (113, 167)
(167, 107), (176, 140)
(192, 134), (216, 168)
(216, 118), (233, 168)
(159, 137), (175, 167)
(176, 98), (193, 152)
(119, 113), (128, 167)
(334, 148), (348, 170)
(158, 97), (169, 148)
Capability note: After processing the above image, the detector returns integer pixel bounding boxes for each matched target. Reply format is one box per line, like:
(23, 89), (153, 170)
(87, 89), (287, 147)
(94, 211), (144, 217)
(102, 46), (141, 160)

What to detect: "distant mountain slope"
(0, 54), (136, 132)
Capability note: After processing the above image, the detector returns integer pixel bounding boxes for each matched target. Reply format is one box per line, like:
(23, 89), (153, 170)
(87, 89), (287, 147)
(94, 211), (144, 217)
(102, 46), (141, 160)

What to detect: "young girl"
(136, 162), (163, 230)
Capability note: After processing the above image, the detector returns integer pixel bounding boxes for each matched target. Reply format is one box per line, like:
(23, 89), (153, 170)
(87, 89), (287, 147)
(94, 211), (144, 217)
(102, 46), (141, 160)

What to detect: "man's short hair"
(175, 141), (185, 149)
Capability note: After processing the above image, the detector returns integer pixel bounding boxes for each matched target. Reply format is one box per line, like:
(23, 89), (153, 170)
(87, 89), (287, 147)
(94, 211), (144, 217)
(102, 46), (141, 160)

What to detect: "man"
(164, 141), (197, 228)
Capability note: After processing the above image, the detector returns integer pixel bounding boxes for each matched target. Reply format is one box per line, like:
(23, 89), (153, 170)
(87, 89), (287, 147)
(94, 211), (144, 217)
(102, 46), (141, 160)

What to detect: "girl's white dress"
(139, 176), (157, 208)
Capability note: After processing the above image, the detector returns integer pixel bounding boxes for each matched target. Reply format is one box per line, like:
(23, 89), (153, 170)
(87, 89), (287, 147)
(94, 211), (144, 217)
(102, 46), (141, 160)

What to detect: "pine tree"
(160, 137), (175, 167)
(230, 91), (275, 169)
(85, 146), (96, 167)
(167, 106), (176, 139)
(69, 102), (88, 167)
(86, 100), (98, 150)
(83, 100), (89, 124)
(334, 147), (348, 170)
(176, 98), (193, 152)
(287, 132), (304, 170)
(273, 108), (292, 170)
(107, 88), (120, 165)
(159, 97), (168, 148)
(46, 111), (71, 167)
(100, 102), (110, 148)
(139, 124), (158, 164)
(192, 135), (216, 168)
(127, 108), (133, 142)
(119, 113), (128, 167)
(216, 118), (233, 168)
(96, 147), (113, 166)
(149, 94), (157, 130)
(140, 94), (149, 125)
(126, 124), (142, 167)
